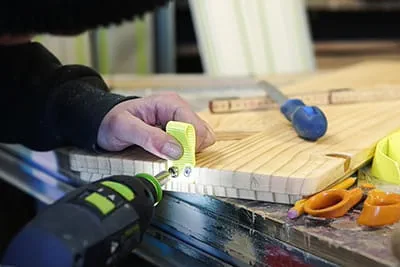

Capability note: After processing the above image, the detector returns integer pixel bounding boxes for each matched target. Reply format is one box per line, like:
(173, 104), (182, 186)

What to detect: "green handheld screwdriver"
(2, 169), (174, 267)
(3, 120), (195, 267)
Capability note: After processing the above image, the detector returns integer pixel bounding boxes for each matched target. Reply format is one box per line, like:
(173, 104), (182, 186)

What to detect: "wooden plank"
(197, 101), (399, 196)
(62, 61), (400, 204)
(64, 100), (400, 203)
(278, 60), (400, 94)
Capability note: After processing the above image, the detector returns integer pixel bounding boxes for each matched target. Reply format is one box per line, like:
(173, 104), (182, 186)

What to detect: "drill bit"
(154, 167), (179, 187)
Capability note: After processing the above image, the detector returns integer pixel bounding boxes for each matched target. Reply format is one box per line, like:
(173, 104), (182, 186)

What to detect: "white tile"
(270, 175), (288, 194)
(109, 156), (123, 173)
(75, 154), (86, 170)
(79, 172), (91, 182)
(189, 184), (196, 193)
(286, 178), (305, 195)
(226, 188), (238, 198)
(274, 193), (290, 204)
(214, 186), (226, 197)
(289, 194), (302, 204)
(197, 168), (208, 184)
(255, 191), (274, 202)
(180, 182), (189, 193)
(97, 157), (111, 174)
(143, 162), (153, 175)
(152, 162), (161, 176)
(250, 173), (270, 192)
(172, 181), (179, 191)
(233, 171), (251, 190)
(239, 189), (256, 200)
(196, 184), (205, 194)
(205, 185), (214, 195)
(134, 161), (144, 173)
(220, 170), (234, 187)
(203, 169), (220, 186)
(122, 159), (134, 174)
(86, 155), (98, 171)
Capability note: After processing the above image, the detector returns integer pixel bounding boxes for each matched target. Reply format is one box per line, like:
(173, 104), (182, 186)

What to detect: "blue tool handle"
(280, 99), (328, 141)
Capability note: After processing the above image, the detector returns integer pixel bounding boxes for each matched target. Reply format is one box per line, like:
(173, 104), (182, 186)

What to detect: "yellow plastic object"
(166, 121), (196, 177)
(371, 130), (400, 184)
(357, 166), (400, 194)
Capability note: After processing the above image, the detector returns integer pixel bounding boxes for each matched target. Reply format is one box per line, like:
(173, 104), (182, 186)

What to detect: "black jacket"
(0, 0), (170, 35)
(0, 1), (170, 151)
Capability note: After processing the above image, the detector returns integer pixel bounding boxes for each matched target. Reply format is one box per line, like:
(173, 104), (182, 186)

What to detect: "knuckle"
(173, 106), (194, 120)
(160, 91), (181, 100)
(142, 132), (157, 148)
(143, 129), (165, 149)
(164, 91), (179, 96)
(106, 112), (126, 134)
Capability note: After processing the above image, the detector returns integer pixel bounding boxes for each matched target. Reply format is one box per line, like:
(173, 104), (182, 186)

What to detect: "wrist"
(53, 81), (130, 151)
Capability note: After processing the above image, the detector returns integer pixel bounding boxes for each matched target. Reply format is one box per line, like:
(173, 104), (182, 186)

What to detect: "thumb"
(109, 112), (183, 160)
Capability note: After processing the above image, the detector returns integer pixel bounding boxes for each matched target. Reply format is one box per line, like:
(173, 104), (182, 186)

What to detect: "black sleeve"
(0, 0), (170, 35)
(0, 42), (135, 152)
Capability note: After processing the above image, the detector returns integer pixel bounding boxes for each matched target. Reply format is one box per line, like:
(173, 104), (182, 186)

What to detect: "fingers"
(146, 92), (216, 151)
(175, 110), (216, 151)
(98, 111), (183, 160)
(98, 92), (217, 158)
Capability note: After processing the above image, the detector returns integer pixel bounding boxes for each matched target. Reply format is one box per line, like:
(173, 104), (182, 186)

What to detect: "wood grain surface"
(197, 101), (400, 195)
(280, 61), (400, 94)
(64, 61), (400, 204)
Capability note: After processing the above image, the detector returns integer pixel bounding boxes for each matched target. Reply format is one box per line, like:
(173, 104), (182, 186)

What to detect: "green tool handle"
(2, 174), (164, 267)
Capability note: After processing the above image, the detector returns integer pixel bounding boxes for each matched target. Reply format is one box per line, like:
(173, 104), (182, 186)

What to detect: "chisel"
(259, 80), (328, 141)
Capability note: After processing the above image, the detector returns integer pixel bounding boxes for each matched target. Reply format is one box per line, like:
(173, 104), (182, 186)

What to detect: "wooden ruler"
(209, 87), (400, 113)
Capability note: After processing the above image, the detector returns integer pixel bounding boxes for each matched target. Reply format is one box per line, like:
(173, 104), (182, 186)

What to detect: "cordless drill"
(1, 171), (170, 267)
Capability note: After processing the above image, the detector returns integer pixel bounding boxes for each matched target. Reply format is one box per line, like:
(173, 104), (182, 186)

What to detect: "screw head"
(184, 166), (192, 177)
(169, 166), (179, 178)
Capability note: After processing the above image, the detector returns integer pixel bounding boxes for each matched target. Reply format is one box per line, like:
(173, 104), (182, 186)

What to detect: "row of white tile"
(77, 170), (301, 204)
(69, 153), (306, 196)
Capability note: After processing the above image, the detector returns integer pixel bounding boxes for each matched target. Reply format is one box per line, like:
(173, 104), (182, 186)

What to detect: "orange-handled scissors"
(291, 176), (400, 226)
(303, 181), (400, 225)
(288, 177), (358, 219)
(303, 187), (363, 218)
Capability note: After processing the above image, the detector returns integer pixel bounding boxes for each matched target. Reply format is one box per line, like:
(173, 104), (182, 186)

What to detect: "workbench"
(1, 65), (399, 267)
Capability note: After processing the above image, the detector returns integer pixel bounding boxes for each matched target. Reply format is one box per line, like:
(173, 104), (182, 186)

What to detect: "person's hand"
(97, 92), (216, 160)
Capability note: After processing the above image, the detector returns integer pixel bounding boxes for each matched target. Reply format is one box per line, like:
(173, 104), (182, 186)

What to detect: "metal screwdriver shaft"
(154, 170), (171, 187)
(259, 81), (328, 141)
(154, 166), (179, 187)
